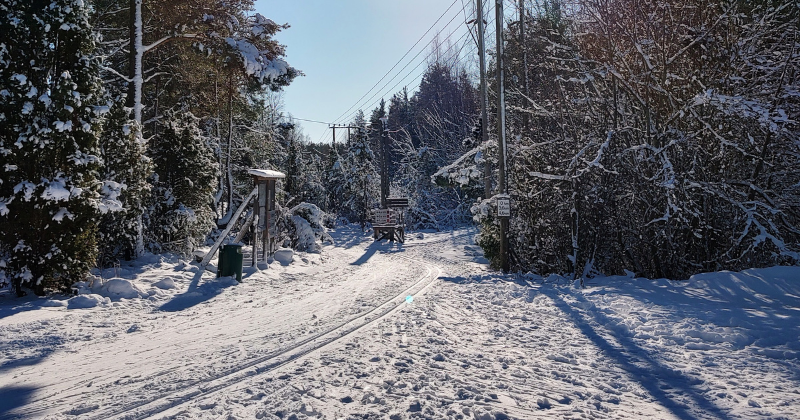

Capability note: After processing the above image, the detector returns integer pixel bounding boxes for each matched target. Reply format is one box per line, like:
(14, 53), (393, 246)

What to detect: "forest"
(1, 0), (798, 297)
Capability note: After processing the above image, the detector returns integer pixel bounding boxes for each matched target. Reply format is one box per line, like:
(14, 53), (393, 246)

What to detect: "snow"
(152, 278), (175, 290)
(52, 207), (73, 222)
(0, 228), (798, 419)
(13, 181), (35, 201)
(251, 13), (278, 39)
(97, 180), (123, 214)
(225, 37), (291, 83)
(286, 202), (333, 253)
(66, 294), (109, 309)
(41, 180), (73, 202)
(247, 168), (286, 179)
(273, 248), (294, 265)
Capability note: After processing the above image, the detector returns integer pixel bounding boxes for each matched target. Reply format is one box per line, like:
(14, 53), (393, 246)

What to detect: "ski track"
(1, 227), (799, 419)
(109, 258), (441, 420)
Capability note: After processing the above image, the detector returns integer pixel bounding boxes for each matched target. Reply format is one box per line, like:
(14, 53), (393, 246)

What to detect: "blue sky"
(253, 0), (481, 144)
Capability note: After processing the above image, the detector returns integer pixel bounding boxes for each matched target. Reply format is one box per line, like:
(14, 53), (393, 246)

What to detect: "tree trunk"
(127, 0), (143, 125)
(226, 75), (234, 214)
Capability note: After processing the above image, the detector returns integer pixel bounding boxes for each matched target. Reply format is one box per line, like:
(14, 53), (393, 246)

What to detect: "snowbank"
(273, 248), (294, 266)
(67, 294), (109, 309)
(579, 266), (800, 359)
(73, 278), (147, 301)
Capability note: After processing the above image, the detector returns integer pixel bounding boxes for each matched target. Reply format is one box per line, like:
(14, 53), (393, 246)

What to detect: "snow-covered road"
(1, 227), (799, 419)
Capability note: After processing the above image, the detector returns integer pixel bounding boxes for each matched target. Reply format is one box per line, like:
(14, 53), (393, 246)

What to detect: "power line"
(316, 4), (497, 144)
(332, 0), (467, 124)
(337, 24), (475, 125)
(289, 117), (336, 125)
(316, 31), (488, 146)
(338, 12), (496, 126)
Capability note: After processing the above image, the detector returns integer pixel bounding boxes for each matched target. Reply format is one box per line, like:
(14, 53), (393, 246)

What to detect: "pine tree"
(0, 0), (105, 295)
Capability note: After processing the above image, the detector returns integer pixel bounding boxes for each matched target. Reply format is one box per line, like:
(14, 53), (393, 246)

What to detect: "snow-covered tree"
(145, 109), (218, 255)
(92, 0), (298, 235)
(324, 145), (345, 214)
(496, 0), (800, 278)
(97, 101), (151, 264)
(0, 0), (107, 295)
(341, 111), (379, 227)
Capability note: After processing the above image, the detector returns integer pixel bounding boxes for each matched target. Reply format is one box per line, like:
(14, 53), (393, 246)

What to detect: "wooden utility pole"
(477, 0), (491, 200)
(495, 0), (510, 272)
(519, 0), (529, 131)
(330, 124), (359, 153)
(379, 116), (389, 208)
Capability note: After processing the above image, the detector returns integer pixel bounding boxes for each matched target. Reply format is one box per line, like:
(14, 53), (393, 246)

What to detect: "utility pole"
(476, 0), (491, 200)
(330, 124), (359, 153)
(379, 116), (389, 208)
(495, 0), (510, 272)
(519, 0), (529, 131)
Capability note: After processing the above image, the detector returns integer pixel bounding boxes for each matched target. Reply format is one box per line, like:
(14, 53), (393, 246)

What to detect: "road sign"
(497, 197), (511, 217)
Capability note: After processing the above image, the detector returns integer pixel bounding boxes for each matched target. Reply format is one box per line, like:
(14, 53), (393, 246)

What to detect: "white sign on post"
(497, 197), (511, 217)
(373, 209), (395, 225)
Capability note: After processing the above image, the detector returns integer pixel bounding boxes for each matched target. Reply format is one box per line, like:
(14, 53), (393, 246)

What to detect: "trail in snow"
(0, 226), (799, 420)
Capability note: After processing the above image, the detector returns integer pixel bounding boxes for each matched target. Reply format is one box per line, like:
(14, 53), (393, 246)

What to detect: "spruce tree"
(97, 101), (151, 263)
(341, 112), (379, 227)
(146, 109), (218, 255)
(0, 0), (105, 295)
(324, 146), (344, 214)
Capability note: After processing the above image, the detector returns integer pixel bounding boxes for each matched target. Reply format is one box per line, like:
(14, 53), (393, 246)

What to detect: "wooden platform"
(373, 225), (404, 243)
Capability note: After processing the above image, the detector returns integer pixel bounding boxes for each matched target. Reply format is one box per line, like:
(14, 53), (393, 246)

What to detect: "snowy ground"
(1, 227), (799, 420)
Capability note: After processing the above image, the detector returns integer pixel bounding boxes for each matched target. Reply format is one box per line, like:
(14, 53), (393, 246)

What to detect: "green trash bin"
(217, 243), (243, 282)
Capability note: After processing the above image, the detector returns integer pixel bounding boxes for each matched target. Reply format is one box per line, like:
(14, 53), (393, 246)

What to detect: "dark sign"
(386, 197), (409, 208)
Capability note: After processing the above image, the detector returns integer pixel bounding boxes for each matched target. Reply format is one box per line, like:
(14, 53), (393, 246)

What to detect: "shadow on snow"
(0, 386), (36, 419)
(542, 288), (733, 420)
(350, 240), (405, 266)
(158, 270), (237, 312)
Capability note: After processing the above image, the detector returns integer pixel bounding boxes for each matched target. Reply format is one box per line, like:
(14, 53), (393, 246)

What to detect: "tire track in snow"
(85, 255), (442, 420)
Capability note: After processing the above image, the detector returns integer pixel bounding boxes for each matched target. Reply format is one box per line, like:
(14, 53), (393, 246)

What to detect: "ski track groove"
(81, 255), (442, 420)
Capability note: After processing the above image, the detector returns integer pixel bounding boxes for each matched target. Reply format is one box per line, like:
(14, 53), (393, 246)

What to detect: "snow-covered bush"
(0, 254), (9, 291)
(494, 0), (800, 278)
(471, 197), (503, 269)
(279, 203), (333, 253)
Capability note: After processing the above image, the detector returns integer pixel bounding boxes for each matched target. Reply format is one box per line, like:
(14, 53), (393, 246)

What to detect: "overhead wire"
(318, 2), (470, 145)
(330, 0), (464, 125)
(319, 0), (498, 144)
(337, 22), (478, 125)
(337, 11), (496, 127)
(289, 117), (335, 125)
(335, 20), (470, 125)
